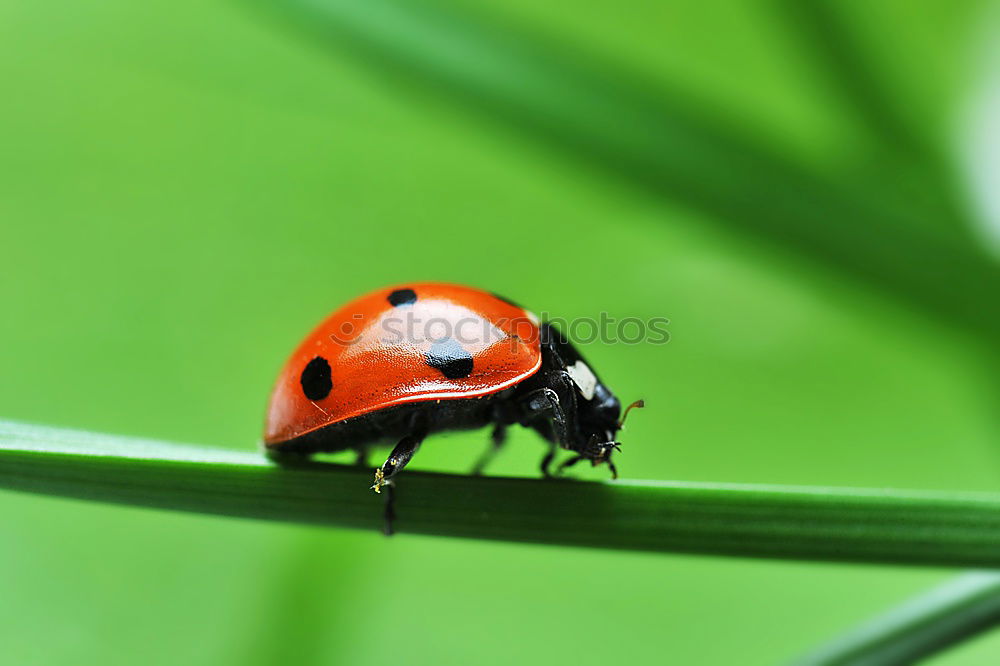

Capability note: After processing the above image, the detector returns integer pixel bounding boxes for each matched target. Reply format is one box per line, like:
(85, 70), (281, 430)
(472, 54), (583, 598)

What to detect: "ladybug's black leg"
(517, 388), (571, 445)
(373, 432), (424, 535)
(539, 444), (557, 477)
(383, 483), (397, 536)
(606, 458), (618, 480)
(372, 433), (423, 493)
(471, 423), (507, 475)
(515, 387), (572, 477)
(556, 454), (585, 474)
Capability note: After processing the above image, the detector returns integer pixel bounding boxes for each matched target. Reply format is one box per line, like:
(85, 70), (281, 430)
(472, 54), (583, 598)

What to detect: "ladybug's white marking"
(525, 310), (540, 326)
(566, 360), (597, 401)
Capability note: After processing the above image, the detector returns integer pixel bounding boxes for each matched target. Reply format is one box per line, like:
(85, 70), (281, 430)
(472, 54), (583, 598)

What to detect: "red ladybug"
(264, 282), (641, 527)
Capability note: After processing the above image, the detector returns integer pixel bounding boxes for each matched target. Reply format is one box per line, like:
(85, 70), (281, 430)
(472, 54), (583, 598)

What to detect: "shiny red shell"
(264, 282), (542, 446)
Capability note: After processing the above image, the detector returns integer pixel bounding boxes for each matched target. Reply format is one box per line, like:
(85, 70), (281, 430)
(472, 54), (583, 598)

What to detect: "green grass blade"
(772, 0), (933, 163)
(6, 420), (1000, 566)
(769, 1), (967, 239)
(791, 572), (1000, 666)
(250, 0), (1000, 338)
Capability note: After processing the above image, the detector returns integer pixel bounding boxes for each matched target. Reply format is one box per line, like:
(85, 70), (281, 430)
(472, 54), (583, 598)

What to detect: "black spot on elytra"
(425, 337), (474, 379)
(388, 288), (417, 307)
(300, 356), (333, 401)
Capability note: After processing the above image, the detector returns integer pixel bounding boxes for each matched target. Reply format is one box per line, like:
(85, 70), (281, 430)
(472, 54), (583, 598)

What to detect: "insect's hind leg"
(471, 423), (507, 475)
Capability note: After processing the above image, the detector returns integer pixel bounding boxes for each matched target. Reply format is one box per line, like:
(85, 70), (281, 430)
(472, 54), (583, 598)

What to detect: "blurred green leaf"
(253, 0), (1000, 338)
(773, 0), (935, 164)
(6, 419), (1000, 567)
(791, 572), (1000, 666)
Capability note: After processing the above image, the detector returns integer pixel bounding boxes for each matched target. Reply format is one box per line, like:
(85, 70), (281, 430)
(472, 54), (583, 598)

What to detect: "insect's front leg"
(515, 387), (572, 477)
(372, 412), (429, 535)
(372, 433), (423, 493)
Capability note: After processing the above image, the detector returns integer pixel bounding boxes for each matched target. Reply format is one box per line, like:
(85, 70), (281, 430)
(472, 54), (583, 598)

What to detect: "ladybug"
(264, 282), (641, 527)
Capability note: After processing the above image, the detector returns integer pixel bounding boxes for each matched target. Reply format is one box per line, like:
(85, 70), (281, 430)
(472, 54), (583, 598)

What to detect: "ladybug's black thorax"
(512, 323), (621, 453)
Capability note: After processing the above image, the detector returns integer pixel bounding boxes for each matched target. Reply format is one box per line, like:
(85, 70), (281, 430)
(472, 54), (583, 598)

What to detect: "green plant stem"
(5, 420), (1000, 566)
(791, 572), (1000, 665)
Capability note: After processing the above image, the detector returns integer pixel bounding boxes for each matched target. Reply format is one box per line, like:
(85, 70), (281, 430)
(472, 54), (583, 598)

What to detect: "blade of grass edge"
(790, 572), (1000, 666)
(772, 0), (940, 166)
(6, 420), (1000, 567)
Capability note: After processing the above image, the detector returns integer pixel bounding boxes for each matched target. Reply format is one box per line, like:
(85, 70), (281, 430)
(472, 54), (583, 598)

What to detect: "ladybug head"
(584, 435), (622, 462)
(580, 399), (643, 468)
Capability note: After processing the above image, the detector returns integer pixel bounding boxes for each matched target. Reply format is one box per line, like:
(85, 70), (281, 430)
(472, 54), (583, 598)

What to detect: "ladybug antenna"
(618, 399), (645, 429)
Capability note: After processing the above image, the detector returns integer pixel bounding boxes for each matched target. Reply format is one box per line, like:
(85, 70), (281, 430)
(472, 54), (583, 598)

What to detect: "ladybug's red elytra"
(264, 282), (641, 530)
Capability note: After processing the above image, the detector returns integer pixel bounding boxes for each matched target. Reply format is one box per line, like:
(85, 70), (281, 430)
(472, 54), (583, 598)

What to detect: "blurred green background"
(3, 0), (1000, 663)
